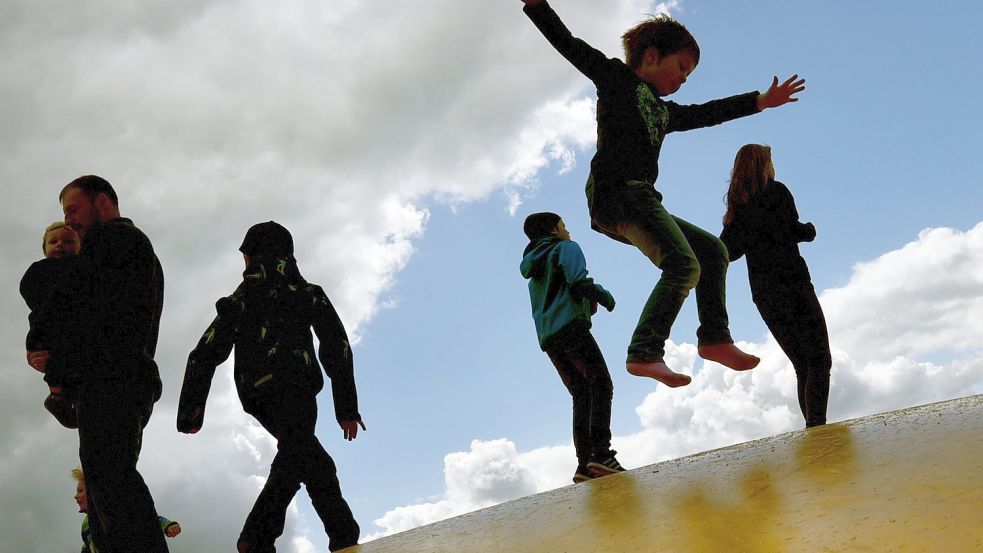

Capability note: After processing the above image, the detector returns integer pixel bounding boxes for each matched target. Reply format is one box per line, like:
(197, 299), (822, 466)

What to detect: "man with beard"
(52, 174), (168, 552)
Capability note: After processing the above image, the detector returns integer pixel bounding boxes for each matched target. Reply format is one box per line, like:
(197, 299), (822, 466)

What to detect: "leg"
(241, 390), (359, 552)
(304, 441), (360, 552)
(545, 343), (594, 469)
(77, 380), (168, 553)
(239, 395), (308, 551)
(757, 284), (832, 427)
(673, 216), (759, 371)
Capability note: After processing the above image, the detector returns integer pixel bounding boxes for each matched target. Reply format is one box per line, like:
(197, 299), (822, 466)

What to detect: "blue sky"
(1, 0), (981, 551)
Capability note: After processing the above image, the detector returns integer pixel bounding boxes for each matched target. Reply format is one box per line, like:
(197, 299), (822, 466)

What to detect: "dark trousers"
(591, 180), (733, 361)
(544, 325), (615, 467)
(78, 379), (168, 553)
(755, 283), (832, 427)
(240, 390), (359, 553)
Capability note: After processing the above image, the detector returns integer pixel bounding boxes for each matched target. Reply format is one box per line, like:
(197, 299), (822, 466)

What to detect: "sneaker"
(587, 456), (626, 478)
(573, 465), (595, 484)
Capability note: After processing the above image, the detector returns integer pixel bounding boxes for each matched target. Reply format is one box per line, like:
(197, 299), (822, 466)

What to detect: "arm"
(311, 287), (363, 437)
(176, 297), (239, 433)
(160, 516), (182, 537)
(756, 74), (806, 111)
(83, 224), (159, 356)
(773, 181), (816, 243)
(719, 223), (746, 261)
(666, 92), (760, 133)
(522, 0), (618, 83)
(555, 242), (616, 311)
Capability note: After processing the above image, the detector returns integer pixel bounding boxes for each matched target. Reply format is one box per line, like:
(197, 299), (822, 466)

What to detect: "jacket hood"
(520, 236), (562, 279)
(241, 255), (306, 288)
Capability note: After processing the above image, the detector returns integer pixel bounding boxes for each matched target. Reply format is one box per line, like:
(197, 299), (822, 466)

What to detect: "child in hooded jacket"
(520, 212), (623, 483)
(177, 221), (364, 553)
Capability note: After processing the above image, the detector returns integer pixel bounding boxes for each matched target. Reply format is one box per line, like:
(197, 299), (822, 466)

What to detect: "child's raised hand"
(756, 74), (806, 110)
(341, 419), (367, 441)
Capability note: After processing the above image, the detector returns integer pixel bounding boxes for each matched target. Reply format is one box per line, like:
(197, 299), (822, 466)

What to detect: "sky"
(1, 0), (981, 551)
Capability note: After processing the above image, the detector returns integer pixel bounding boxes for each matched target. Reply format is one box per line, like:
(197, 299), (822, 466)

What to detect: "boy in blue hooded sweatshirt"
(520, 212), (623, 483)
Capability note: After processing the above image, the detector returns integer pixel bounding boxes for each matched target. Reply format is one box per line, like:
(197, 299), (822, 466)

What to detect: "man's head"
(239, 221), (294, 265)
(523, 212), (570, 241)
(42, 221), (81, 259)
(59, 175), (120, 241)
(71, 467), (88, 513)
(622, 15), (699, 96)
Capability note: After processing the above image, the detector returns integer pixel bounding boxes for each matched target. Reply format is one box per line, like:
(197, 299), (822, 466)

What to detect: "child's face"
(75, 481), (88, 512)
(44, 227), (80, 259)
(638, 48), (697, 96)
(551, 219), (571, 241)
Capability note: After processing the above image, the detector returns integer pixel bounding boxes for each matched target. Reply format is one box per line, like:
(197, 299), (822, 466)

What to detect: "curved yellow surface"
(349, 395), (983, 552)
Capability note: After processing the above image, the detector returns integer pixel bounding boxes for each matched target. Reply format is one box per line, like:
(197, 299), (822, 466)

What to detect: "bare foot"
(626, 361), (692, 387)
(698, 343), (759, 371)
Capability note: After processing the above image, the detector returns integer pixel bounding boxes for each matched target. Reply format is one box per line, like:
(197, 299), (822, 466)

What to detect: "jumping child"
(20, 221), (87, 428)
(520, 212), (622, 483)
(177, 221), (365, 553)
(720, 144), (831, 427)
(520, 0), (805, 385)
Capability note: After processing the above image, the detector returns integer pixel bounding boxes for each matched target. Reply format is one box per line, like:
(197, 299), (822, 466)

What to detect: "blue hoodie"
(520, 237), (614, 350)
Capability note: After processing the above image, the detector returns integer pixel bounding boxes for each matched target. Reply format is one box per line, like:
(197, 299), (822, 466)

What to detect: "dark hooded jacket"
(520, 237), (614, 350)
(19, 255), (91, 387)
(177, 255), (360, 426)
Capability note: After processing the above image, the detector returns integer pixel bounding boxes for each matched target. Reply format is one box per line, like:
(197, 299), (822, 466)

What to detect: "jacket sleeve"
(555, 241), (615, 309)
(666, 92), (760, 134)
(311, 287), (360, 423)
(83, 224), (160, 357)
(19, 262), (46, 350)
(719, 223), (746, 261)
(177, 297), (239, 430)
(773, 181), (816, 243)
(159, 515), (179, 532)
(524, 0), (619, 83)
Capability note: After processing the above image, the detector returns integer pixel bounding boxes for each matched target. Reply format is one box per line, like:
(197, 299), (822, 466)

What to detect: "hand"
(803, 222), (817, 241)
(341, 419), (366, 441)
(27, 350), (50, 373)
(600, 291), (616, 312)
(165, 523), (182, 537)
(757, 74), (805, 110)
(177, 407), (203, 434)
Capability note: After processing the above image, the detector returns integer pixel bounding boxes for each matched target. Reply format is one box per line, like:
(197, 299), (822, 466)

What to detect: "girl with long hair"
(720, 144), (831, 427)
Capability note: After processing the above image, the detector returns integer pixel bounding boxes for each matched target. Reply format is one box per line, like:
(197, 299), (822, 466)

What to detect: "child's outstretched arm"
(756, 74), (806, 111)
(177, 297), (239, 434)
(521, 0), (616, 83)
(312, 286), (364, 439)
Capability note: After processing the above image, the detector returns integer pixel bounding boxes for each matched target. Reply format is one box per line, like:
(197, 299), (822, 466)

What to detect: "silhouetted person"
(178, 221), (364, 553)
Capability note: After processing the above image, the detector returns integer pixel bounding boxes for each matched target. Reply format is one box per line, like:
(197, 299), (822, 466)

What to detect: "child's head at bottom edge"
(71, 466), (87, 513)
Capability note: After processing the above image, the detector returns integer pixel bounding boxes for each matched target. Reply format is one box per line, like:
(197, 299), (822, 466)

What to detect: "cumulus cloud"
(0, 0), (667, 550)
(367, 222), (983, 540)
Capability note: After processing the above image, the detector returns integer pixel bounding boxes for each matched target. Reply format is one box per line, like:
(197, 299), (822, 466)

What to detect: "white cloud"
(366, 222), (983, 540)
(0, 0), (663, 550)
